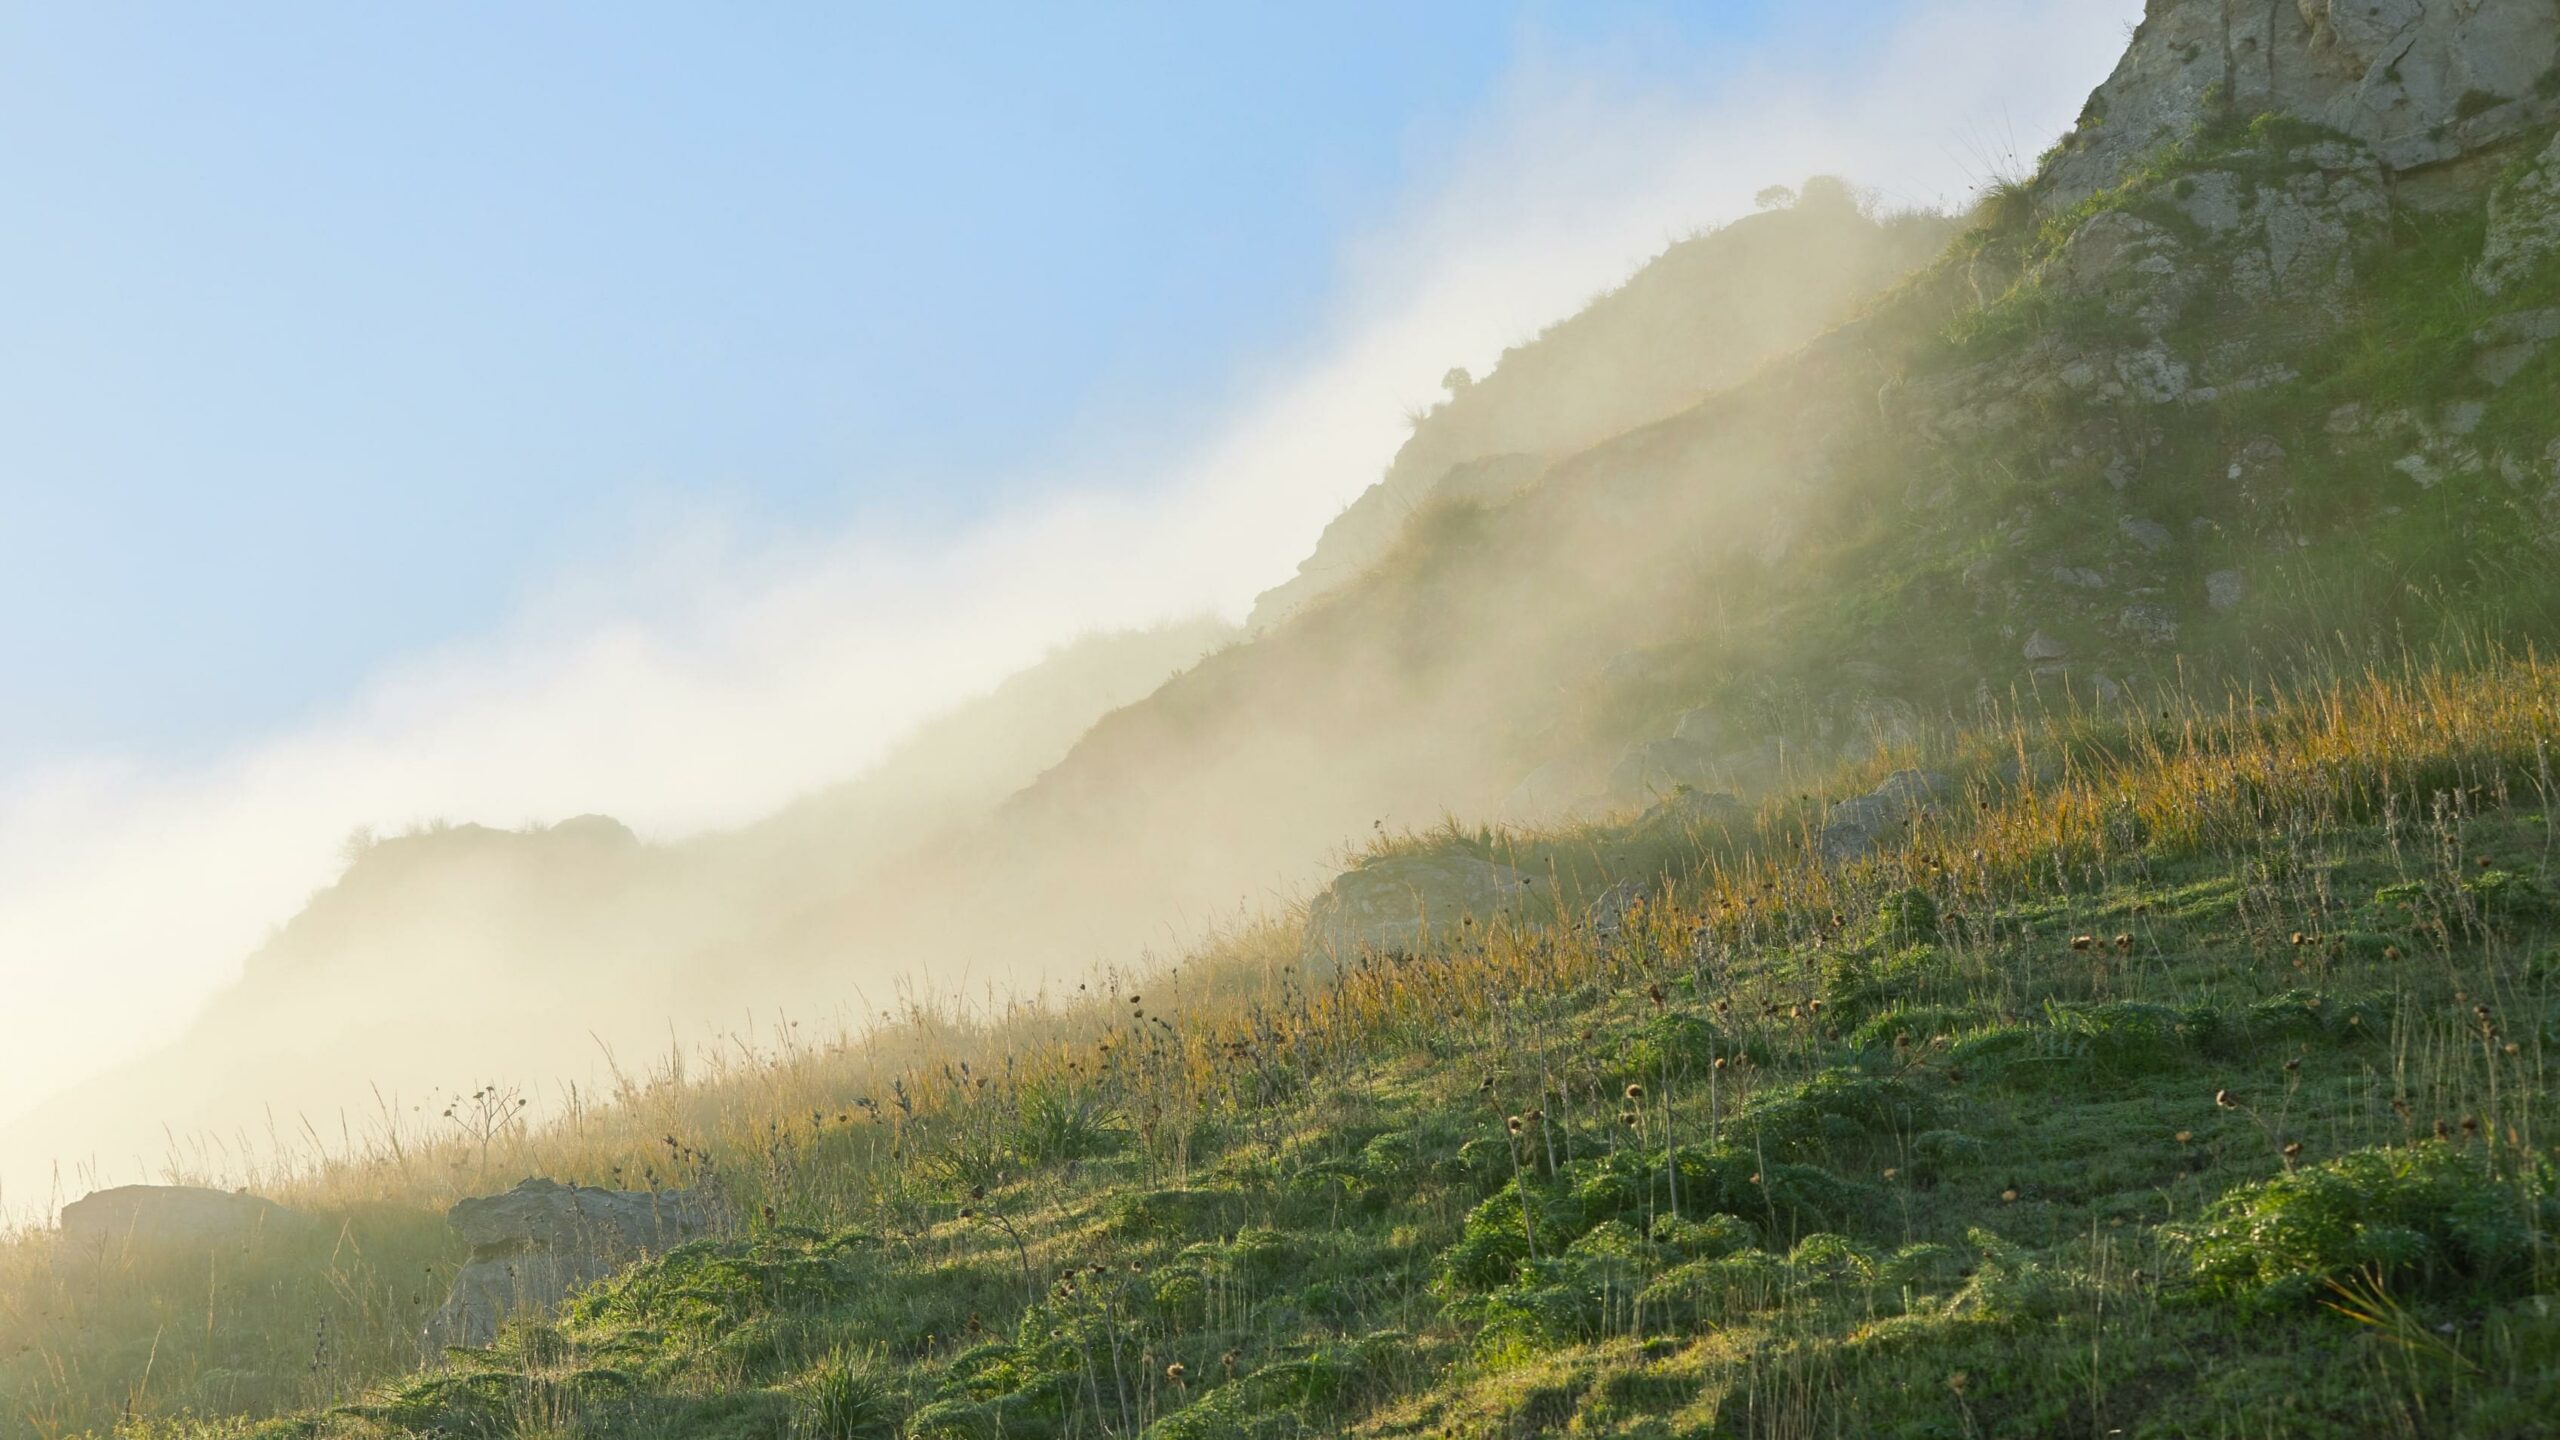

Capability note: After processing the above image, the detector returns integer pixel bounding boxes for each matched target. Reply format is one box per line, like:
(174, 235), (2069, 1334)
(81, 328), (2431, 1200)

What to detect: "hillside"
(1246, 184), (1956, 629)
(11, 654), (2559, 1439)
(10, 0), (2560, 1435)
(1, 179), (1966, 1194)
(0, 620), (1233, 1188)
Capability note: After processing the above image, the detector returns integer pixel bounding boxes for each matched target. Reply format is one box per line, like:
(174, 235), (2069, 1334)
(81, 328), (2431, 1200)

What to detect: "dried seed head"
(1625, 1083), (1645, 1100)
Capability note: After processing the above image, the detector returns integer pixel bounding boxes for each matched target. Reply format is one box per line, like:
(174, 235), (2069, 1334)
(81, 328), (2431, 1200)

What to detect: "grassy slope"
(12, 655), (2560, 1439)
(12, 123), (2560, 1440)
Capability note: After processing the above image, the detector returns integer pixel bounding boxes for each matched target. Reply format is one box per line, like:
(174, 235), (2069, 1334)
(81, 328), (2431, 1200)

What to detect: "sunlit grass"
(5, 648), (2558, 1436)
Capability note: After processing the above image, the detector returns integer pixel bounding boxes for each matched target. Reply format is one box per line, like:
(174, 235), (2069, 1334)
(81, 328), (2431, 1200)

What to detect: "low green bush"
(2182, 1141), (2557, 1310)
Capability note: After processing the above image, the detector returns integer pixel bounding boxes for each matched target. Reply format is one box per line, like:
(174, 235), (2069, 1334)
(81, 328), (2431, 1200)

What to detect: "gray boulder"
(57, 1185), (302, 1267)
(426, 1179), (721, 1350)
(2206, 569), (2248, 612)
(1820, 770), (1947, 865)
(2023, 629), (2070, 664)
(1302, 852), (1534, 962)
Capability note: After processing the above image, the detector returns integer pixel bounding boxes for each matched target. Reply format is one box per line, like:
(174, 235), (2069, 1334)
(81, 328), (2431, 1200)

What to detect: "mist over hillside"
(12, 2), (2560, 1436)
(0, 620), (1233, 1199)
(1, 184), (1962, 1202)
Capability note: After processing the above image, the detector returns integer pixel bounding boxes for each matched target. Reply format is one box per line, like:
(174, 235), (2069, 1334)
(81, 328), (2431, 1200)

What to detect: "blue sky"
(0, 1), (1809, 770)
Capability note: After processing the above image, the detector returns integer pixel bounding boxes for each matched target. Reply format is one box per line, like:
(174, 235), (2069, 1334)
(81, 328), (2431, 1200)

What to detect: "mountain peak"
(2043, 0), (2560, 207)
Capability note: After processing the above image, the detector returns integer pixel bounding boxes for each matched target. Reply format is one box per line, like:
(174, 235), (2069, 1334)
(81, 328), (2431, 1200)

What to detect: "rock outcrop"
(425, 1179), (721, 1350)
(2478, 130), (2560, 295)
(2043, 0), (2560, 210)
(1302, 853), (1535, 961)
(55, 1185), (302, 1267)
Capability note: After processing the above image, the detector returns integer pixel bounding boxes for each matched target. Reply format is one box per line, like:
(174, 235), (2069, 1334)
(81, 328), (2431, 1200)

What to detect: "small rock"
(2395, 453), (2448, 489)
(2118, 345), (2192, 405)
(2117, 517), (2173, 552)
(2022, 629), (2069, 663)
(2471, 309), (2560, 387)
(2170, 171), (2246, 235)
(2052, 566), (2108, 590)
(2120, 603), (2179, 647)
(1820, 771), (1948, 865)
(2206, 569), (2247, 612)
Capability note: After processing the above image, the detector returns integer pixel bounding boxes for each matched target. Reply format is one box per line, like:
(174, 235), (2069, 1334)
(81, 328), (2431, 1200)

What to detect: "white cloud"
(0, 1), (2138, 1164)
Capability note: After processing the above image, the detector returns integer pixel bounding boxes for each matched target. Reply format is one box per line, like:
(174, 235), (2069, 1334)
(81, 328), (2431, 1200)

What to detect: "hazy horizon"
(0, 0), (2139, 1203)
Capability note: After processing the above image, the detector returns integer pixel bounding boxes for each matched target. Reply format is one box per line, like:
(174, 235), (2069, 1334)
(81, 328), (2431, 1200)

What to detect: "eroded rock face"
(56, 1185), (301, 1266)
(425, 1179), (720, 1350)
(2478, 131), (2560, 296)
(1301, 853), (1534, 962)
(2044, 1), (2560, 209)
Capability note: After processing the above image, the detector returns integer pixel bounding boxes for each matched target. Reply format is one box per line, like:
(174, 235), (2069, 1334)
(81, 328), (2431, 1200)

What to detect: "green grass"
(9, 653), (2560, 1438)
